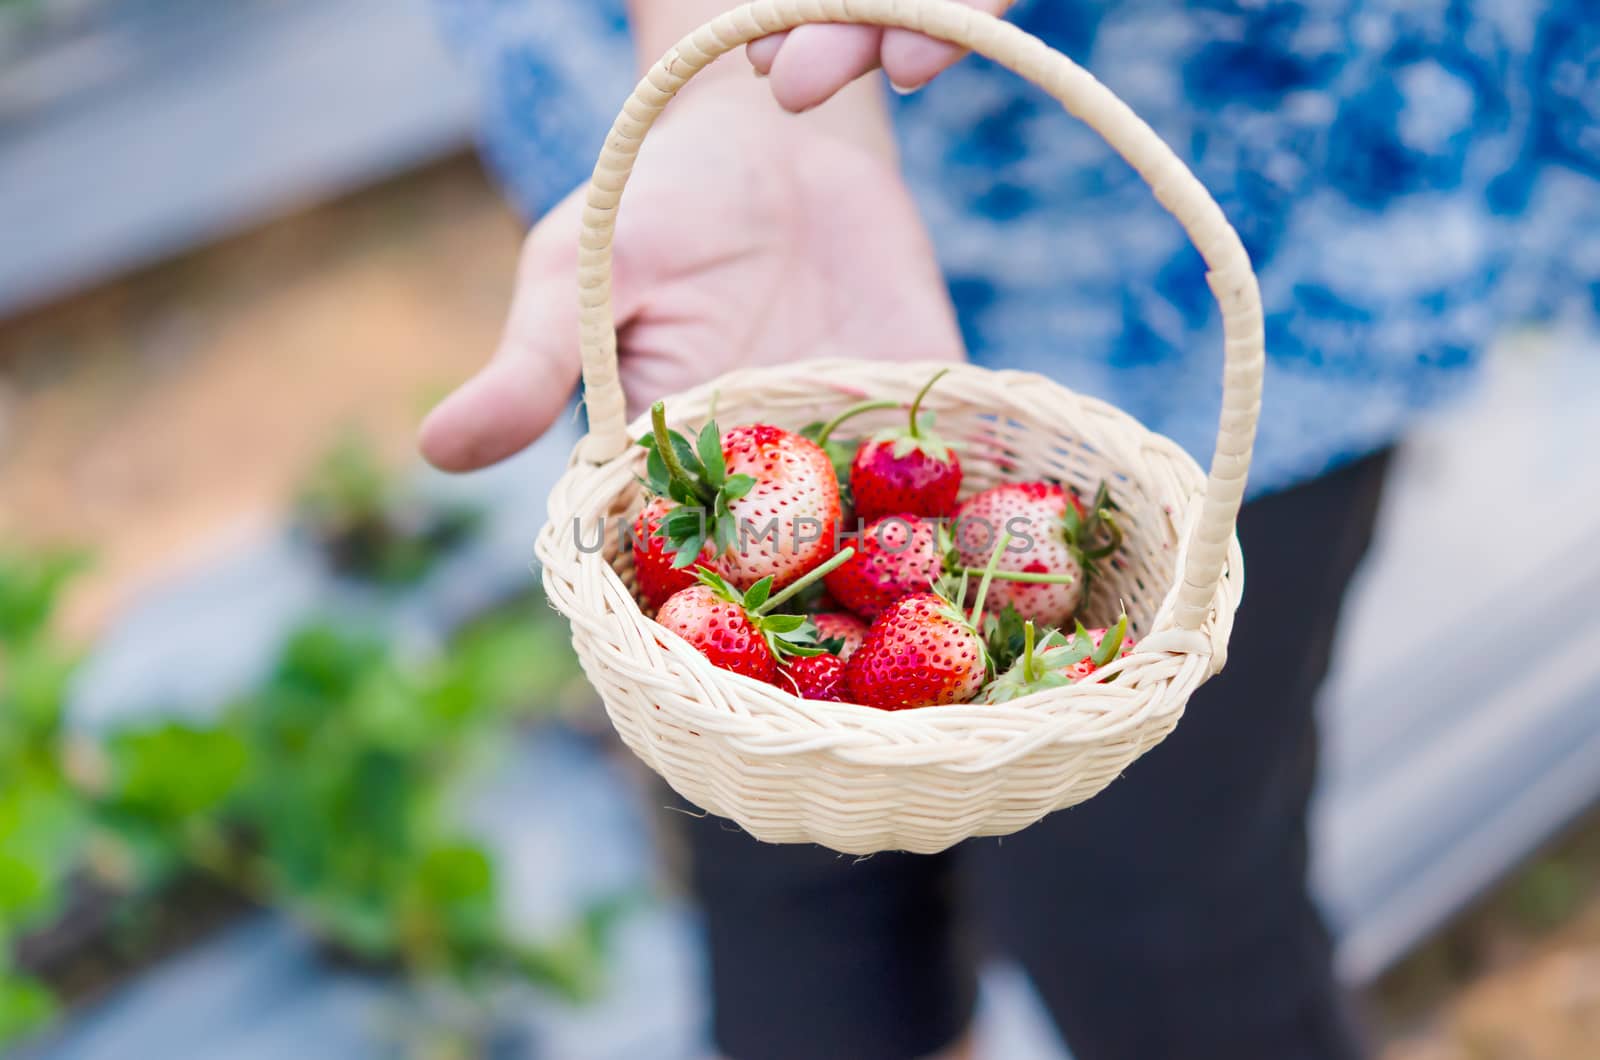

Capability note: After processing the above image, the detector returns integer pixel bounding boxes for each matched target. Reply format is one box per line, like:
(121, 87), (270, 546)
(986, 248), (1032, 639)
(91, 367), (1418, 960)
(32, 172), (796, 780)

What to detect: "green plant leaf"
(696, 422), (727, 486)
(0, 547), (89, 645)
(0, 968), (57, 1049)
(761, 614), (807, 634)
(742, 578), (773, 613)
(669, 431), (702, 479)
(104, 724), (248, 821)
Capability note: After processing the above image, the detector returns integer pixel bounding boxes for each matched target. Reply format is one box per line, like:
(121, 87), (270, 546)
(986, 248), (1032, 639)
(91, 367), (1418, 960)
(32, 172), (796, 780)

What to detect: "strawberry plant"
(295, 430), (480, 585)
(1, 540), (612, 1052)
(0, 547), (97, 1049)
(116, 613), (611, 997)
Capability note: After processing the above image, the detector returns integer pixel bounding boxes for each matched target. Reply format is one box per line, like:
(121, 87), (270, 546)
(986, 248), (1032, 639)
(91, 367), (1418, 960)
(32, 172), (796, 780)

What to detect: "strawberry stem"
(756, 547), (856, 615)
(813, 399), (901, 447)
(650, 402), (715, 505)
(1021, 620), (1041, 683)
(955, 566), (1078, 585)
(967, 531), (1012, 629)
(906, 368), (950, 440)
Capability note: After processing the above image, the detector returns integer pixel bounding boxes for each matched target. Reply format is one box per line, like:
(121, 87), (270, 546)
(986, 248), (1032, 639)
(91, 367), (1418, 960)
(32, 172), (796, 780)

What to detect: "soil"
(17, 875), (251, 1009)
(0, 155), (525, 637)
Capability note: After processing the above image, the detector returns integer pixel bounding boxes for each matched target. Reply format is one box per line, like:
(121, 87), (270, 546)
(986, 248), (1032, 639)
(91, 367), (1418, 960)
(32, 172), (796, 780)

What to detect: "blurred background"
(1, 1), (1598, 1058)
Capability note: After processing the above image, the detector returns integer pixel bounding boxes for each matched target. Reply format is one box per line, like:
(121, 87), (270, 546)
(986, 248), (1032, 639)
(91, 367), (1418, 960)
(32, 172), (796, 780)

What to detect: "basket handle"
(575, 0), (1262, 633)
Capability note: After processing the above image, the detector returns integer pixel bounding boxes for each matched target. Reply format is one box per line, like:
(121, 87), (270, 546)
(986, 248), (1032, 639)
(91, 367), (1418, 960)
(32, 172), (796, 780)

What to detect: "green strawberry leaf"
(669, 431), (703, 478)
(1062, 481), (1124, 602)
(697, 422), (727, 486)
(742, 577), (773, 613)
(762, 613), (808, 634)
(763, 616), (827, 658)
(664, 509), (706, 535)
(671, 535), (707, 568)
(645, 446), (670, 494)
(692, 568), (739, 601)
(1090, 614), (1130, 668)
(724, 474), (756, 500)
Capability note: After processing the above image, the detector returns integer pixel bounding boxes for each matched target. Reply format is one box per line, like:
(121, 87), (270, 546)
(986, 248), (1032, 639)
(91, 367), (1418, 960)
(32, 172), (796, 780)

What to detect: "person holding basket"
(421, 1), (1599, 1057)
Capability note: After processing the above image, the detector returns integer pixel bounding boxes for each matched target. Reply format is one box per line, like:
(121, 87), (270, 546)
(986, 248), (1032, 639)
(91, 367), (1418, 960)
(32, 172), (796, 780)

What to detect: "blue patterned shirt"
(433, 0), (1599, 494)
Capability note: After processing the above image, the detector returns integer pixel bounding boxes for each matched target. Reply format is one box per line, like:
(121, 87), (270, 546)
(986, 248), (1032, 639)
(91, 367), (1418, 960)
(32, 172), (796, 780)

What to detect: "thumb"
(419, 226), (582, 472)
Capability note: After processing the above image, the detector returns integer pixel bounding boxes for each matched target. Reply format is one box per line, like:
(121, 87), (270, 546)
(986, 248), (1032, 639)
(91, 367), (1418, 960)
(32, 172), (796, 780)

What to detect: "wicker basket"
(537, 0), (1262, 855)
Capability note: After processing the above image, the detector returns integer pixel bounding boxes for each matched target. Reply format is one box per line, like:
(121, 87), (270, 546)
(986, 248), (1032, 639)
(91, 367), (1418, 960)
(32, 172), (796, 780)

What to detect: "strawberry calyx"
(866, 368), (956, 465)
(638, 402), (757, 568)
(981, 612), (1131, 703)
(981, 603), (1030, 673)
(809, 369), (959, 467)
(1062, 481), (1124, 600)
(983, 620), (1078, 702)
(691, 547), (856, 660)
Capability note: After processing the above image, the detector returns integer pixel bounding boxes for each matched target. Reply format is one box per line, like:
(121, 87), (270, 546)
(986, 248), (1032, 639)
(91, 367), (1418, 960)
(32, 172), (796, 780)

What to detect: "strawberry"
(632, 496), (722, 611)
(639, 402), (841, 596)
(842, 534), (1016, 710)
(655, 583), (780, 684)
(780, 652), (849, 702)
(847, 369), (961, 521)
(823, 514), (942, 619)
(950, 480), (1121, 627)
(824, 514), (1081, 620)
(653, 549), (856, 684)
(981, 615), (1134, 704)
(844, 592), (987, 709)
(811, 611), (869, 660)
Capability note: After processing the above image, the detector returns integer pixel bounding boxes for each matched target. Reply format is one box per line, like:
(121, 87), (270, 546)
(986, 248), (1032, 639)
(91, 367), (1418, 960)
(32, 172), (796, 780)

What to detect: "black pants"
(679, 450), (1393, 1060)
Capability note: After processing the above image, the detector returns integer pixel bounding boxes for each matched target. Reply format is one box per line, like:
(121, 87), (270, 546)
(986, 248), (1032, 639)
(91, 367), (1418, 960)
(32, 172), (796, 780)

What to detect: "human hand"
(419, 80), (963, 472)
(746, 0), (1015, 111)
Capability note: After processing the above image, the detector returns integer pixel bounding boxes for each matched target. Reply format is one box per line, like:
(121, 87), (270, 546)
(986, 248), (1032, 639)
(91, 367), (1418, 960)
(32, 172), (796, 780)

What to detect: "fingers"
(748, 1), (1013, 101)
(746, 32), (785, 75)
(880, 1), (1013, 91)
(419, 227), (582, 472)
(766, 24), (884, 112)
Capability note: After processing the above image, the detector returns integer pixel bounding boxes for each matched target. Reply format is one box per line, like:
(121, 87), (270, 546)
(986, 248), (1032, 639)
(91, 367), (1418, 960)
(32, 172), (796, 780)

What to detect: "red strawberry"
(845, 592), (987, 710)
(950, 481), (1121, 627)
(848, 370), (961, 521)
(655, 584), (777, 684)
(823, 514), (941, 619)
(781, 653), (849, 702)
(639, 403), (841, 597)
(632, 496), (722, 611)
(981, 615), (1134, 703)
(811, 611), (869, 660)
(653, 551), (856, 685)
